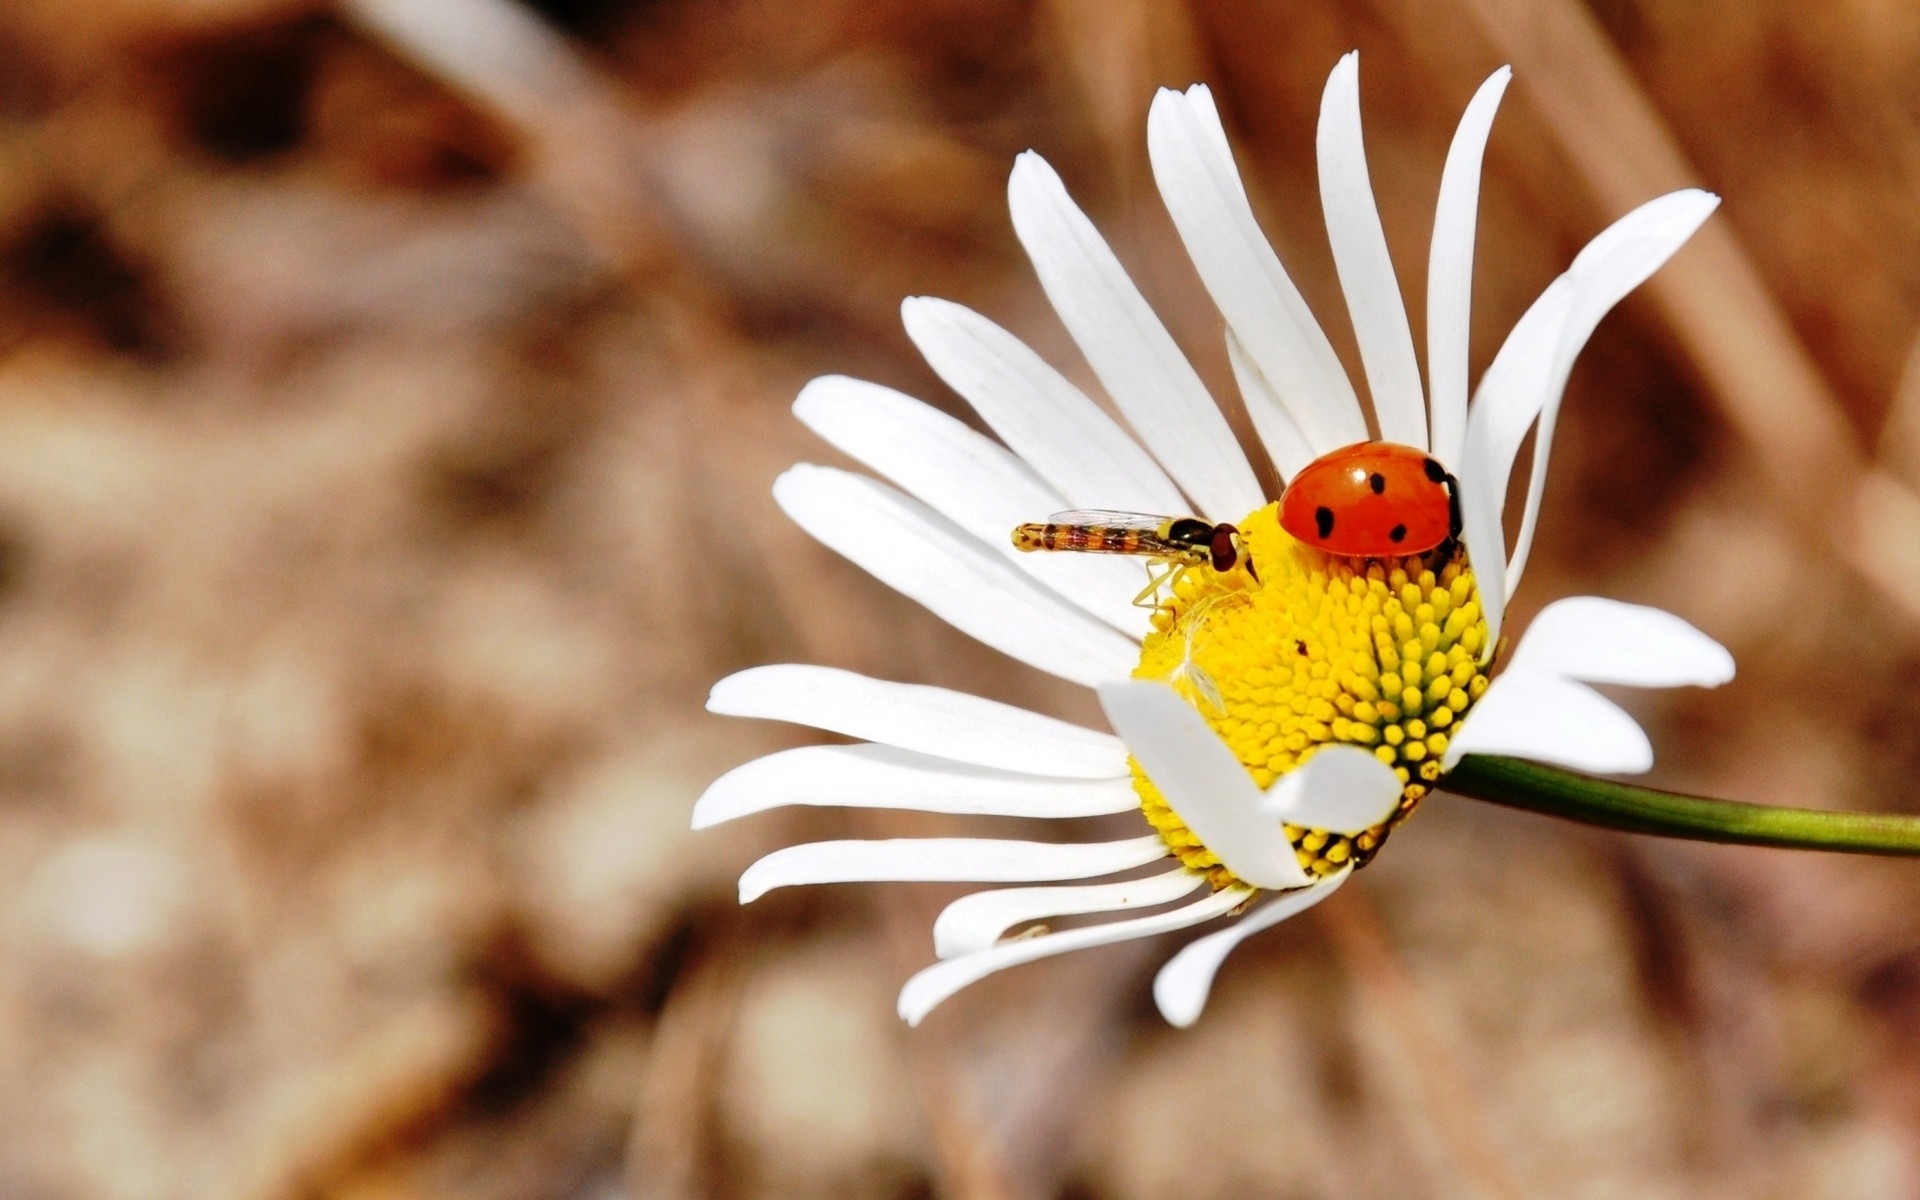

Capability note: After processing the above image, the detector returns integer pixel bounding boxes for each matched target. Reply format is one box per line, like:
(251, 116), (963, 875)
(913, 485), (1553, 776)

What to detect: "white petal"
(693, 744), (1142, 829)
(708, 664), (1127, 778)
(932, 867), (1202, 959)
(1462, 280), (1573, 524)
(900, 297), (1189, 514)
(1261, 745), (1406, 834)
(793, 375), (1149, 636)
(1461, 192), (1718, 610)
(1506, 596), (1734, 688)
(1443, 672), (1653, 774)
(1147, 86), (1367, 456)
(774, 465), (1138, 686)
(1458, 276), (1574, 652)
(739, 834), (1170, 903)
(1226, 327), (1315, 481)
(1425, 67), (1511, 469)
(1152, 869), (1349, 1027)
(1505, 190), (1719, 595)
(793, 375), (1055, 512)
(898, 886), (1248, 1025)
(1096, 680), (1311, 890)
(1007, 152), (1265, 522)
(1317, 52), (1426, 450)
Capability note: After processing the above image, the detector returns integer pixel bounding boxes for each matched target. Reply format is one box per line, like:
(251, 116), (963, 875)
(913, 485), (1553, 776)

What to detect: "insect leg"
(1131, 561), (1188, 611)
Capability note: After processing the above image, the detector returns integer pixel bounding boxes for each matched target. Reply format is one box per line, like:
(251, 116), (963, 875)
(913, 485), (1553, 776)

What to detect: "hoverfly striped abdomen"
(1014, 518), (1180, 559)
(1010, 511), (1243, 572)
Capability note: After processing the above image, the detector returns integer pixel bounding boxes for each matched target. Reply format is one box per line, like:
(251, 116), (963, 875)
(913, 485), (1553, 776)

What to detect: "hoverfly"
(1010, 510), (1255, 610)
(1012, 510), (1251, 712)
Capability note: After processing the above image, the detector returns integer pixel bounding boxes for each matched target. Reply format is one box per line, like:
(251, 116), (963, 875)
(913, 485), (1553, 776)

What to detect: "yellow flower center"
(1131, 502), (1492, 889)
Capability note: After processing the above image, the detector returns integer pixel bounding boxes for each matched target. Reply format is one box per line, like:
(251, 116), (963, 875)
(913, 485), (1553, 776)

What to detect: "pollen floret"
(1132, 502), (1491, 887)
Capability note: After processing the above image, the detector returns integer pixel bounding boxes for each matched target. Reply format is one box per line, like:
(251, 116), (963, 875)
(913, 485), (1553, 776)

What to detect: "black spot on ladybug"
(1389, 524), (1408, 543)
(1422, 457), (1447, 483)
(1314, 506), (1334, 539)
(1369, 472), (1386, 494)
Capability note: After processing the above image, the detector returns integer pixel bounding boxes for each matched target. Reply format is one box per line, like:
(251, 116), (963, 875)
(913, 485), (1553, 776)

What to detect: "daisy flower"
(696, 53), (1735, 1027)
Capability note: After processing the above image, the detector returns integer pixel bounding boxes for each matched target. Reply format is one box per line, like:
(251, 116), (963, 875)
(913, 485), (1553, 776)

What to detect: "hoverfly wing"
(1013, 509), (1212, 562)
(1042, 509), (1178, 530)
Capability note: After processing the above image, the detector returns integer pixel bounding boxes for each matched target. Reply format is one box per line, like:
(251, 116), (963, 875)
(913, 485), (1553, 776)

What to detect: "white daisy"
(696, 53), (1735, 1028)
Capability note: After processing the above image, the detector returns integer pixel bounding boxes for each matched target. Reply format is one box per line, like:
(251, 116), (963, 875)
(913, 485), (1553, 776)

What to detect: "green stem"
(1442, 755), (1920, 856)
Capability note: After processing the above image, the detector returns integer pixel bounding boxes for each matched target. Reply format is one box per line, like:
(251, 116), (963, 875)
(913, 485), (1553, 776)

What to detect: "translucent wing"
(1011, 509), (1210, 569)
(1043, 509), (1184, 529)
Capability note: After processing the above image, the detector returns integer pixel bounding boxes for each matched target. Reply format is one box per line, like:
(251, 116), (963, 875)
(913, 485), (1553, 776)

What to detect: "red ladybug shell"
(1279, 442), (1455, 557)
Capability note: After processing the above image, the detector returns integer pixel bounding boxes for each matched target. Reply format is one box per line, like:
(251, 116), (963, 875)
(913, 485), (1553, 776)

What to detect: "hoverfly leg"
(1131, 561), (1187, 612)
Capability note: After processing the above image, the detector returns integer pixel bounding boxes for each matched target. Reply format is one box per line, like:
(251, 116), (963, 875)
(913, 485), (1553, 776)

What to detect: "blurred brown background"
(4, 0), (1920, 1197)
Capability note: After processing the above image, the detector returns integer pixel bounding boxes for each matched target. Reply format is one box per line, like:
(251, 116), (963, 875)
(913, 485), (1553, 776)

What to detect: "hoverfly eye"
(1209, 524), (1239, 573)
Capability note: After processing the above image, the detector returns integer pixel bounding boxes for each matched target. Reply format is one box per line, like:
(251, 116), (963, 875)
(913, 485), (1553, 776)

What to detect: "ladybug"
(1279, 441), (1459, 557)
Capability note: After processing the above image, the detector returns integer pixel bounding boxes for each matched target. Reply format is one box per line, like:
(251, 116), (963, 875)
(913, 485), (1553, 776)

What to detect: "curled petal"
(1261, 744), (1406, 834)
(1506, 596), (1735, 688)
(1098, 680), (1311, 890)
(1506, 190), (1721, 595)
(1458, 277), (1572, 650)
(898, 886), (1247, 1025)
(1444, 672), (1653, 774)
(932, 868), (1202, 959)
(1153, 870), (1349, 1027)
(1462, 191), (1720, 645)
